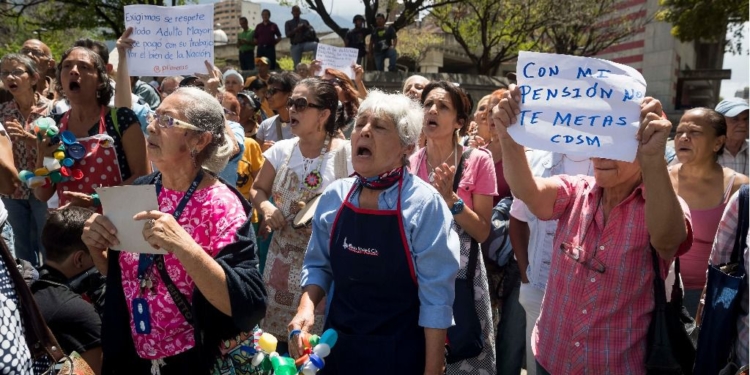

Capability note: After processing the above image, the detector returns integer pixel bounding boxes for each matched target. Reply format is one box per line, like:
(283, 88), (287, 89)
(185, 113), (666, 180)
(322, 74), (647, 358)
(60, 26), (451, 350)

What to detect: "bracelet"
(90, 193), (101, 207)
(288, 329), (301, 341)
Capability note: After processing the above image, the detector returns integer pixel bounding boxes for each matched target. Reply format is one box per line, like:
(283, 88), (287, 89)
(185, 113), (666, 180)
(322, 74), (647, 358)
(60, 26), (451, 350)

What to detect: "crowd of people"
(0, 14), (747, 375)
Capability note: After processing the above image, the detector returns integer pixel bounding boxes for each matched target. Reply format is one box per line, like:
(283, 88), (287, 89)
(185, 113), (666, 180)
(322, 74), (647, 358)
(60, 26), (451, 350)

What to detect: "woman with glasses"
(32, 46), (150, 211)
(321, 68), (360, 139)
(0, 53), (54, 265)
(81, 87), (267, 374)
(250, 77), (352, 352)
(410, 81), (498, 373)
(255, 72), (300, 151)
(493, 86), (692, 375)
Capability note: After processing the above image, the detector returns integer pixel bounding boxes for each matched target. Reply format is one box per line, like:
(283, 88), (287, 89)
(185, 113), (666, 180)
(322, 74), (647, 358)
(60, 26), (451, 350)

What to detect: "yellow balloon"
(258, 333), (278, 353)
(34, 167), (49, 176)
(53, 151), (65, 160)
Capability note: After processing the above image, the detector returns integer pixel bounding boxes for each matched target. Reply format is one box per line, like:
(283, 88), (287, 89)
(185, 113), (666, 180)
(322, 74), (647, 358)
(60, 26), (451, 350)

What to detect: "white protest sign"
(315, 44), (360, 79)
(124, 4), (214, 77)
(96, 185), (166, 255)
(507, 51), (647, 162)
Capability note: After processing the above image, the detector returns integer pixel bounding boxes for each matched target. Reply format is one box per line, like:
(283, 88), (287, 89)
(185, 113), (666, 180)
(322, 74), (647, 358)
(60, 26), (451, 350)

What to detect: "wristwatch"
(450, 198), (465, 215)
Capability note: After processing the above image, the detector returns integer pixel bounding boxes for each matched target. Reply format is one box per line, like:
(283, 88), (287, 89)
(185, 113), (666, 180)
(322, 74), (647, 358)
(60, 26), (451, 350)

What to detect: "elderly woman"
(250, 78), (352, 351)
(410, 81), (497, 373)
(0, 53), (53, 265)
(222, 69), (244, 96)
(33, 46), (149, 209)
(493, 85), (693, 375)
(290, 90), (460, 374)
(403, 74), (430, 102)
(669, 108), (748, 316)
(321, 68), (359, 139)
(80, 87), (266, 374)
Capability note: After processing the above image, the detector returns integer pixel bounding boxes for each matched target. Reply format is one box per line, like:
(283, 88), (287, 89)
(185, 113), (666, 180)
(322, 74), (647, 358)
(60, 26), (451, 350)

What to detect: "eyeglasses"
(20, 48), (48, 58)
(0, 69), (28, 78)
(287, 97), (325, 112)
(146, 112), (204, 132)
(266, 87), (285, 97)
(559, 242), (606, 274)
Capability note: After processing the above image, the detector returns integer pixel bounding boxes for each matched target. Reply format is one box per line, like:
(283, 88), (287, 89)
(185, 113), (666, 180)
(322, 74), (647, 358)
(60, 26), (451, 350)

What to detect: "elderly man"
(715, 98), (749, 175)
(492, 85), (693, 375)
(159, 76), (183, 101)
(285, 5), (317, 69)
(20, 39), (55, 100)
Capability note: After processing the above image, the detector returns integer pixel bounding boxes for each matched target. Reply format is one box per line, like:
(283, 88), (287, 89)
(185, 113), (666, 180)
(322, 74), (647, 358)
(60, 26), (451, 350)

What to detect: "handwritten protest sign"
(507, 51), (647, 162)
(124, 4), (214, 77)
(315, 44), (360, 79)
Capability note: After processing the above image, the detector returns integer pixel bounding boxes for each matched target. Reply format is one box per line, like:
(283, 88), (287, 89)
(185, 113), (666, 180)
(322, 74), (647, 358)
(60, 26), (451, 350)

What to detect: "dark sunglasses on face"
(266, 87), (285, 97)
(287, 97), (325, 111)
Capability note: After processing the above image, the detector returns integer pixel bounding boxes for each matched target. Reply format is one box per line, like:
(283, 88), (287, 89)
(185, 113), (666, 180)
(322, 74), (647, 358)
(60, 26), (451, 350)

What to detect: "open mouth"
(426, 119), (438, 128)
(7, 83), (18, 90)
(68, 82), (81, 92)
(289, 118), (299, 127)
(356, 145), (372, 157)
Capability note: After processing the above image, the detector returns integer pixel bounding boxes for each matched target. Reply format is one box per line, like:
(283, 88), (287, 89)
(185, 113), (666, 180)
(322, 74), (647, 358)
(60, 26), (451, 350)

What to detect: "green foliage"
(657, 0), (749, 54)
(397, 26), (444, 67)
(1, 0), (197, 40)
(277, 56), (313, 71)
(0, 14), (96, 60)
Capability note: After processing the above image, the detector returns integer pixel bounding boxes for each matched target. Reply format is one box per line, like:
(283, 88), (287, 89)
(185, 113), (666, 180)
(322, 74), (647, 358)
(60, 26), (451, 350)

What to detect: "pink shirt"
(409, 146), (498, 210)
(533, 175), (693, 375)
(119, 183), (246, 359)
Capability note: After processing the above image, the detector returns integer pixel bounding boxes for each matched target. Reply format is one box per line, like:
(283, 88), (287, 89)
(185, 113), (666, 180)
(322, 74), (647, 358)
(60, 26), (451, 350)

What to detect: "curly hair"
(55, 47), (113, 107)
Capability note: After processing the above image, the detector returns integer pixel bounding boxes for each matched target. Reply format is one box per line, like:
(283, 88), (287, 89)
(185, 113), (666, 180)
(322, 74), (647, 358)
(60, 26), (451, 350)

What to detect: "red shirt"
(254, 21), (281, 46)
(532, 175), (693, 375)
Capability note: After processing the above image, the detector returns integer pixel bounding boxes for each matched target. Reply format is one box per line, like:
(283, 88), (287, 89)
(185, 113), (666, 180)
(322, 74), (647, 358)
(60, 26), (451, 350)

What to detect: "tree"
(0, 0), (194, 40)
(657, 0), (749, 54)
(280, 0), (457, 41)
(429, 0), (543, 75)
(534, 0), (650, 56)
(0, 14), (96, 59)
(396, 24), (444, 71)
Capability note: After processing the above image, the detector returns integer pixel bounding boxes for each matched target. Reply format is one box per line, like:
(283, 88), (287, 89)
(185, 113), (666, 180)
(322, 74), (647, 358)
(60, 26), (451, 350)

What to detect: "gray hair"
(0, 54), (40, 90)
(357, 90), (423, 166)
(172, 87), (231, 173)
(402, 74), (429, 93)
(160, 75), (183, 90)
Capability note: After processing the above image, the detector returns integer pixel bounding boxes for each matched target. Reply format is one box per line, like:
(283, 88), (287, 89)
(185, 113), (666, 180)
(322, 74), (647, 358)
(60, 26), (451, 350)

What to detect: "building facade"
(214, 0), (262, 44)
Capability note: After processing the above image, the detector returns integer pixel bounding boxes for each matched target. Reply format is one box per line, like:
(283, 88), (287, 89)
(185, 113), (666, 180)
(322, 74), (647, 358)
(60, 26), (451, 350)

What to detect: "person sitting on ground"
(669, 107), (748, 316)
(493, 85), (693, 375)
(33, 207), (103, 374)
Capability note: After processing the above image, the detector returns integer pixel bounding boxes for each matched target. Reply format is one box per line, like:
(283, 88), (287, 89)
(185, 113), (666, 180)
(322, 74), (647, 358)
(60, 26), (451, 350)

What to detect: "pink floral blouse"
(118, 183), (246, 359)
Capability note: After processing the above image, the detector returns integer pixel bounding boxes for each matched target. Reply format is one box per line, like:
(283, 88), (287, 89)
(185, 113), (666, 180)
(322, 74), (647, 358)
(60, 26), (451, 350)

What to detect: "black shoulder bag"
(446, 149), (484, 363)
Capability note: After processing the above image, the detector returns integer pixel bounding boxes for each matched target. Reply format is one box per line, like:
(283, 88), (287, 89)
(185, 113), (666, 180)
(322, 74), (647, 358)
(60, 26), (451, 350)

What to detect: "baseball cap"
(715, 98), (750, 117)
(255, 57), (270, 65)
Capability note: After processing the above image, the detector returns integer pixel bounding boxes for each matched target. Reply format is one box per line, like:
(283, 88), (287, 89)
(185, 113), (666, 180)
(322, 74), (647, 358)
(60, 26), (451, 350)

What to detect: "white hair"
(357, 90), (423, 163)
(402, 75), (429, 93)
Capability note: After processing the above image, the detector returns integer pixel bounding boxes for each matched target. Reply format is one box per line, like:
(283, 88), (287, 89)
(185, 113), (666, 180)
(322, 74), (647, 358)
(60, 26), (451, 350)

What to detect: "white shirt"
(263, 138), (354, 194)
(0, 124), (7, 225)
(717, 139), (749, 176)
(509, 151), (593, 291)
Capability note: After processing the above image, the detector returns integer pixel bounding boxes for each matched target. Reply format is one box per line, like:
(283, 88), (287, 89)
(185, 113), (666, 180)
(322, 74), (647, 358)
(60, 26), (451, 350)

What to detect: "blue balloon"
(319, 329), (338, 348)
(60, 130), (77, 145)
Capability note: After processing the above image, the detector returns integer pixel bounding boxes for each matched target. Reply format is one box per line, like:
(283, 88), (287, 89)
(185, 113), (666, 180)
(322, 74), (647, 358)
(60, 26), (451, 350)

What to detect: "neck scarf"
(354, 166), (403, 190)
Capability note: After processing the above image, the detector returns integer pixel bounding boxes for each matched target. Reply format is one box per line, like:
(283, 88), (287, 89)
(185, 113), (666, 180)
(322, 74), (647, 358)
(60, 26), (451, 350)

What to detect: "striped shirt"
(532, 175), (693, 375)
(717, 140), (749, 176)
(709, 188), (749, 367)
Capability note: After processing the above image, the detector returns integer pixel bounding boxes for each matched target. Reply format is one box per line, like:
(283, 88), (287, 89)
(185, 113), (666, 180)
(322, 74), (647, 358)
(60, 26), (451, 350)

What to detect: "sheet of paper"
(508, 51), (647, 162)
(96, 185), (166, 254)
(124, 4), (214, 77)
(315, 44), (360, 79)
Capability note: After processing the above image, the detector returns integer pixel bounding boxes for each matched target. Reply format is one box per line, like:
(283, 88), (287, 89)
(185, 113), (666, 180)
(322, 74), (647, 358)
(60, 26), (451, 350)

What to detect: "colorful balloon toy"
(18, 117), (86, 188)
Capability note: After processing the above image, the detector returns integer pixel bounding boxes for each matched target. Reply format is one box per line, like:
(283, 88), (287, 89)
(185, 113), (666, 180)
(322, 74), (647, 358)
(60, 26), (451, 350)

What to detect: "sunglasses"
(287, 97), (325, 112)
(0, 69), (28, 78)
(147, 112), (204, 132)
(266, 87), (285, 97)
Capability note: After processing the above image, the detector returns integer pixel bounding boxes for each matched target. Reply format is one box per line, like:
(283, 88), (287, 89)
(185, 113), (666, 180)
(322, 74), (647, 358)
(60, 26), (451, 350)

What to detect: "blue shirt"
(218, 121), (246, 186)
(301, 172), (460, 329)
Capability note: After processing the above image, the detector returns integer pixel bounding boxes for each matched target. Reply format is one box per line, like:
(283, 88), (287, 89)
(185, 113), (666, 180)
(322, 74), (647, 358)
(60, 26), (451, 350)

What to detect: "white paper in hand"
(96, 185), (166, 254)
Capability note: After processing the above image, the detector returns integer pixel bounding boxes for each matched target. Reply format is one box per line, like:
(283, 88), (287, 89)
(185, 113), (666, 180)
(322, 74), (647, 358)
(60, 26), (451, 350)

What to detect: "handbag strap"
(731, 184), (749, 269)
(650, 246), (667, 309)
(453, 147), (478, 283)
(669, 258), (686, 306)
(0, 237), (65, 362)
(154, 255), (196, 327)
(274, 116), (283, 141)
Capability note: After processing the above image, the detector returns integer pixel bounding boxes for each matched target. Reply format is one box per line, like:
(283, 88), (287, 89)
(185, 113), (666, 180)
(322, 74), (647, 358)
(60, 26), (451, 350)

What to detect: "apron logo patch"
(342, 237), (379, 256)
